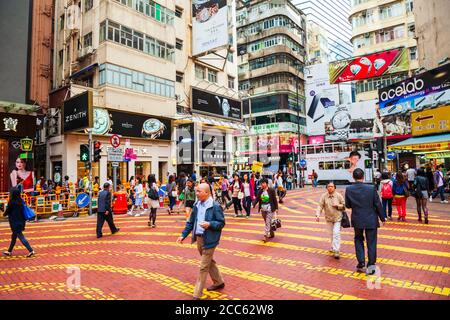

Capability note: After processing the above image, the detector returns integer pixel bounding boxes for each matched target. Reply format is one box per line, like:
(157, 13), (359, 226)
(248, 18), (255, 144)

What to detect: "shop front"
(0, 111), (37, 193)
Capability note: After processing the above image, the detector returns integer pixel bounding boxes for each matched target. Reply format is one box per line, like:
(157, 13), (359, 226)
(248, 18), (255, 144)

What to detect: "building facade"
(49, 0), (178, 185)
(413, 0), (450, 70)
(293, 0), (353, 62)
(306, 20), (330, 64)
(349, 0), (419, 101)
(235, 0), (307, 175)
(0, 0), (52, 193)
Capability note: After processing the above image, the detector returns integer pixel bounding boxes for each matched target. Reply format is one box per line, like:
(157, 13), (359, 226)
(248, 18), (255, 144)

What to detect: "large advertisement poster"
(177, 123), (195, 164)
(192, 88), (242, 120)
(411, 105), (450, 136)
(200, 128), (227, 163)
(329, 48), (409, 84)
(192, 0), (229, 56)
(378, 63), (450, 116)
(305, 63), (340, 136)
(324, 100), (383, 141)
(91, 108), (171, 141)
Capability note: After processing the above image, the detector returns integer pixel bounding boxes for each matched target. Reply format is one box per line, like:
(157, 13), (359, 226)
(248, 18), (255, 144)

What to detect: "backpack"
(381, 182), (393, 199)
(148, 187), (159, 200)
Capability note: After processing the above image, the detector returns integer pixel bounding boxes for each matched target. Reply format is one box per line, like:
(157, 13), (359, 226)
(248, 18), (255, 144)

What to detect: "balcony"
(238, 63), (304, 82)
(238, 26), (304, 48)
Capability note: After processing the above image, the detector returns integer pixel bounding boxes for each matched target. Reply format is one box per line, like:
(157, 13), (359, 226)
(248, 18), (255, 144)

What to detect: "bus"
(301, 142), (373, 184)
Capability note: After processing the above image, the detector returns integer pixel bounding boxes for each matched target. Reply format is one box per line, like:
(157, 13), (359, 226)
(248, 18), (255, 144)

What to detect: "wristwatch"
(331, 105), (351, 140)
(142, 118), (166, 139)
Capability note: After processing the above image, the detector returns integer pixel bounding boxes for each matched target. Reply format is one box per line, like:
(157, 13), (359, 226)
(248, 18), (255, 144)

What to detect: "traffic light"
(80, 144), (90, 162)
(93, 141), (102, 162)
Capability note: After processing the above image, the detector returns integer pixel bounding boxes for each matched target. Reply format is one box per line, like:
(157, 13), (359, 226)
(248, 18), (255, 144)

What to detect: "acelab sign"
(63, 91), (93, 133)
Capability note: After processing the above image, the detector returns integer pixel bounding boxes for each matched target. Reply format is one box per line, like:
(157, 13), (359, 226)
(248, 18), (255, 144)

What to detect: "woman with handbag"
(230, 173), (244, 217)
(166, 175), (177, 214)
(3, 188), (34, 258)
(413, 168), (430, 224)
(253, 178), (278, 242)
(183, 179), (196, 222)
(315, 181), (345, 259)
(147, 175), (160, 228)
(393, 171), (409, 222)
(242, 174), (255, 218)
(128, 178), (145, 217)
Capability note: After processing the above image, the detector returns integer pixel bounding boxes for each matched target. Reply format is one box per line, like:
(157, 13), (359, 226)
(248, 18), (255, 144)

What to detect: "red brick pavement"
(0, 187), (449, 300)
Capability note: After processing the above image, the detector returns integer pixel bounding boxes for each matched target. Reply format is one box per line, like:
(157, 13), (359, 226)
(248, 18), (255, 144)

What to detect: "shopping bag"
(23, 203), (36, 220)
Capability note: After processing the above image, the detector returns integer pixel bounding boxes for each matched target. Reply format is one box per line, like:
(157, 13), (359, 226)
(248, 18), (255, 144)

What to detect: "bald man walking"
(177, 183), (226, 300)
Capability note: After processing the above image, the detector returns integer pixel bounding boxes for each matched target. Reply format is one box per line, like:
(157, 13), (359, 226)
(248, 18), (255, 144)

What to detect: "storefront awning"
(388, 134), (450, 151)
(69, 63), (98, 78)
(173, 113), (248, 131)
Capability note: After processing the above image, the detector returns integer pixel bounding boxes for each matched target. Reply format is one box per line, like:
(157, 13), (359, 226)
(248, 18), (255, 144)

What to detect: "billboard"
(383, 112), (411, 138)
(329, 48), (409, 84)
(63, 91), (93, 133)
(305, 63), (340, 136)
(324, 100), (383, 141)
(192, 88), (242, 120)
(411, 105), (450, 136)
(378, 63), (450, 116)
(177, 123), (195, 164)
(91, 108), (171, 140)
(200, 127), (227, 163)
(192, 0), (229, 56)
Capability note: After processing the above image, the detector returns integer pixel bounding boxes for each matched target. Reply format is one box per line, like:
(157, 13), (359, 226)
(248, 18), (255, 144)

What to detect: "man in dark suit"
(97, 183), (120, 238)
(345, 168), (385, 274)
(177, 183), (225, 300)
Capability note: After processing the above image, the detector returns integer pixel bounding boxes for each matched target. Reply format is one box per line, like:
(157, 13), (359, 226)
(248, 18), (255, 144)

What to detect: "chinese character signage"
(411, 105), (450, 136)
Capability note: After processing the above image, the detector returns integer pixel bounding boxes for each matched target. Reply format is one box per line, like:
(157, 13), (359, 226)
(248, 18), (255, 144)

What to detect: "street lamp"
(294, 60), (303, 188)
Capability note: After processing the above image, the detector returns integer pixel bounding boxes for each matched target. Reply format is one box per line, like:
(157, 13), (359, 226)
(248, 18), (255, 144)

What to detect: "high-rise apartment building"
(293, 0), (353, 61)
(349, 0), (419, 101)
(235, 0), (307, 174)
(306, 20), (330, 64)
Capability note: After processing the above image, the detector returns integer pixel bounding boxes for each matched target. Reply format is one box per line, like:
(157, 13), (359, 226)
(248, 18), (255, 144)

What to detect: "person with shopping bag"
(3, 188), (35, 257)
(147, 174), (160, 228)
(253, 178), (278, 242)
(316, 181), (345, 259)
(230, 174), (244, 217)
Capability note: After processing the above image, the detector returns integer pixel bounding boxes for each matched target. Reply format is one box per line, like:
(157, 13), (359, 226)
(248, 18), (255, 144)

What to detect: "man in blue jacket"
(345, 169), (385, 274)
(177, 183), (226, 300)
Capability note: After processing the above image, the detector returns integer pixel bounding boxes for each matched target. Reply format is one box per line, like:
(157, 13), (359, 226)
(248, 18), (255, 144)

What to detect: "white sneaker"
(441, 200), (449, 204)
(135, 213), (141, 217)
(429, 196), (433, 202)
(127, 211), (133, 216)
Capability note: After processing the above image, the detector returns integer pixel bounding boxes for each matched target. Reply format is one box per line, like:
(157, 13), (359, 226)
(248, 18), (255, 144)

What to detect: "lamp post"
(294, 60), (303, 188)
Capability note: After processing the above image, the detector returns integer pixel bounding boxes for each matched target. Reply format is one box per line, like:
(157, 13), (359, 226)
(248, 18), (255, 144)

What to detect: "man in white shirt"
(431, 166), (448, 203)
(406, 167), (416, 190)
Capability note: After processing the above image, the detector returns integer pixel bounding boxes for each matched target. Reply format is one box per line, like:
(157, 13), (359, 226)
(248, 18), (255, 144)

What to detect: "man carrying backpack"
(380, 172), (393, 220)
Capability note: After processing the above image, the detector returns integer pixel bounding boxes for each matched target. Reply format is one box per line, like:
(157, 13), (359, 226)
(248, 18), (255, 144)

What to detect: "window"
(208, 69), (217, 83)
(114, 0), (174, 26)
(176, 38), (183, 50)
(176, 72), (184, 83)
(408, 23), (415, 38)
(228, 76), (235, 89)
(59, 14), (65, 31)
(175, 6), (183, 18)
(195, 64), (205, 79)
(227, 52), (234, 62)
(85, 0), (93, 11)
(406, 0), (413, 13)
(83, 32), (92, 48)
(410, 46), (417, 60)
(58, 50), (63, 65)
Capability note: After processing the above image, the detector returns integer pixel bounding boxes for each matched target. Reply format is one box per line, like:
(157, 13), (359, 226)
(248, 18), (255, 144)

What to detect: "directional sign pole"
(113, 162), (118, 193)
(88, 129), (93, 216)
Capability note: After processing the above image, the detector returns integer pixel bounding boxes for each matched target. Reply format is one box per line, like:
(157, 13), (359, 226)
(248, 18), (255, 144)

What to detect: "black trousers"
(149, 208), (157, 224)
(232, 197), (243, 215)
(97, 211), (118, 237)
(243, 196), (252, 216)
(354, 228), (378, 267)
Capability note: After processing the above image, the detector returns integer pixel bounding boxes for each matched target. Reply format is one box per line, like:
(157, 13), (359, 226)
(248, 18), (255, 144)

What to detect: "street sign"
(387, 151), (396, 160)
(299, 159), (307, 168)
(112, 162), (119, 167)
(76, 193), (90, 208)
(372, 151), (379, 161)
(110, 134), (121, 149)
(107, 147), (124, 162)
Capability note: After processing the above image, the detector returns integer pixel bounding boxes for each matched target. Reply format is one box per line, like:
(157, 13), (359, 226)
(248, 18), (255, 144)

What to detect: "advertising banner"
(411, 105), (450, 136)
(378, 63), (450, 116)
(200, 127), (227, 163)
(177, 123), (195, 164)
(383, 113), (411, 138)
(192, 0), (229, 56)
(308, 135), (325, 145)
(324, 100), (383, 141)
(91, 108), (171, 141)
(192, 88), (242, 120)
(63, 91), (93, 133)
(305, 63), (340, 136)
(329, 48), (409, 84)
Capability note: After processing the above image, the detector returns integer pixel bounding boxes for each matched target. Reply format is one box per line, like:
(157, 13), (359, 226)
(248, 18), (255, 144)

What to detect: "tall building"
(349, 0), (419, 101)
(49, 0), (240, 183)
(293, 0), (353, 61)
(306, 20), (330, 64)
(0, 0), (52, 192)
(235, 0), (307, 175)
(414, 0), (450, 70)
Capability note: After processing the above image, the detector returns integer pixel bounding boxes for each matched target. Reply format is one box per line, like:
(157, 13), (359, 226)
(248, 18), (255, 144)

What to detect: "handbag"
(341, 211), (351, 228)
(171, 190), (178, 197)
(22, 203), (36, 220)
(403, 184), (410, 198)
(238, 191), (244, 200)
(178, 192), (185, 201)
